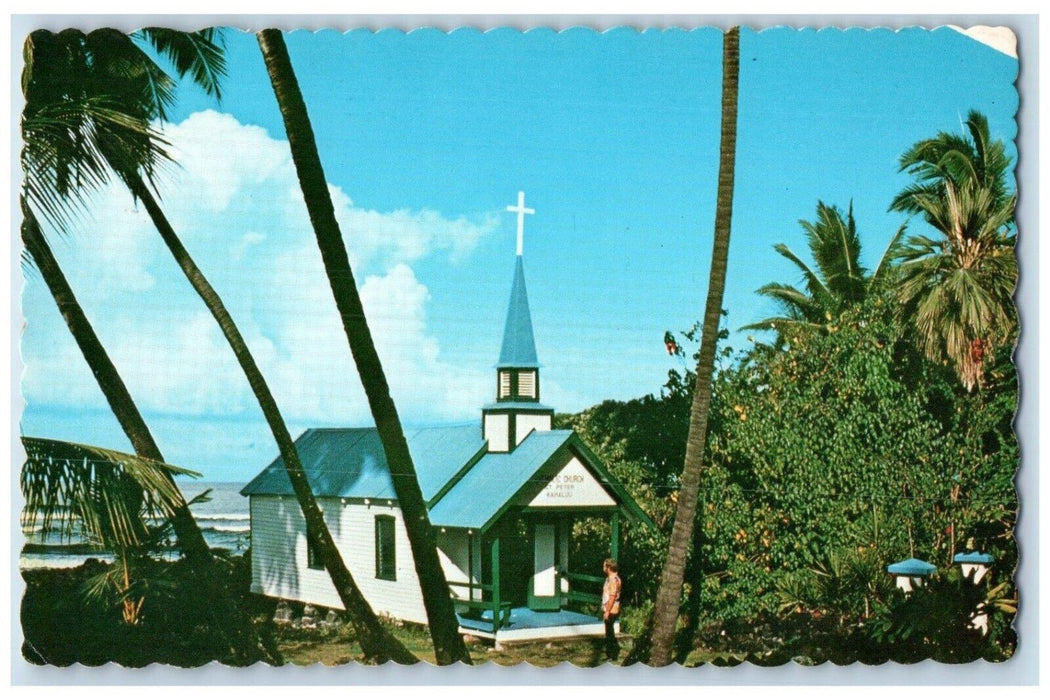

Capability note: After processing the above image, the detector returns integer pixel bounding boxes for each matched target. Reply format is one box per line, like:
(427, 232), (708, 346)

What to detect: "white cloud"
(21, 110), (497, 428)
(232, 232), (266, 262)
(154, 110), (498, 272)
(343, 206), (501, 268)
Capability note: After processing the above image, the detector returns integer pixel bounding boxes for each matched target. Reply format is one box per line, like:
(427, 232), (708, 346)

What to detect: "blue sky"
(19, 26), (1018, 482)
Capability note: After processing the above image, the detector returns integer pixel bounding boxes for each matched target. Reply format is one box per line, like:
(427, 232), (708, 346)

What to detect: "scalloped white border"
(4, 10), (1039, 690)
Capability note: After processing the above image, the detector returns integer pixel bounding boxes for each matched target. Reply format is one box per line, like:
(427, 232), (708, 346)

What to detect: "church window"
(375, 515), (396, 581)
(499, 370), (512, 399)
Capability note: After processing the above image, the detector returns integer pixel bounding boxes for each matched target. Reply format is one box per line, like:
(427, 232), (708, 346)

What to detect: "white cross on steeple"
(506, 191), (535, 256)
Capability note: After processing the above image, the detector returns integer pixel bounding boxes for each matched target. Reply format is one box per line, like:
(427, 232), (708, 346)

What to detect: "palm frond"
(21, 95), (170, 230)
(137, 28), (227, 99)
(739, 316), (827, 334)
(869, 222), (908, 291)
(889, 182), (943, 214)
(755, 282), (823, 322)
(21, 29), (178, 229)
(20, 436), (200, 550)
(812, 201), (865, 302)
(772, 243), (835, 309)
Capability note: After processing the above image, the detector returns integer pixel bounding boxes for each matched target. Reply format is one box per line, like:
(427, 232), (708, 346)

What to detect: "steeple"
(497, 257), (539, 369)
(482, 191), (554, 453)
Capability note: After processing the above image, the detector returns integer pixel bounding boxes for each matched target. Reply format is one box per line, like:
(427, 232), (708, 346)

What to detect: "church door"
(528, 520), (560, 611)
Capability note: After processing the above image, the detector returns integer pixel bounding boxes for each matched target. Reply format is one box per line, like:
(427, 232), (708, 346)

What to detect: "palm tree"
(21, 28), (219, 564)
(21, 437), (200, 625)
(256, 29), (471, 666)
(20, 28), (280, 664)
(743, 201), (905, 337)
(127, 171), (418, 665)
(23, 28), (416, 665)
(647, 26), (740, 667)
(889, 111), (1017, 391)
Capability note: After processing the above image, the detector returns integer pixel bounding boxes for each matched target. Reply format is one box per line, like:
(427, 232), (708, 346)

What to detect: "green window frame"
(375, 515), (396, 581)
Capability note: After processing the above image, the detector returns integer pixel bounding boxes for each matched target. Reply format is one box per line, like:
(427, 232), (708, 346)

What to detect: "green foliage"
(561, 286), (1016, 658)
(866, 567), (1016, 662)
(619, 598), (654, 637)
(20, 437), (214, 628)
(694, 296), (1016, 624)
(21, 554), (273, 666)
(777, 542), (894, 622)
(20, 437), (200, 551)
(553, 412), (676, 606)
(21, 28), (226, 228)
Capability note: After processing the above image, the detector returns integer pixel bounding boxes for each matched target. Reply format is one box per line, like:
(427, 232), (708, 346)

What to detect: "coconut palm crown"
(889, 110), (1017, 391)
(743, 201), (905, 336)
(21, 28), (225, 228)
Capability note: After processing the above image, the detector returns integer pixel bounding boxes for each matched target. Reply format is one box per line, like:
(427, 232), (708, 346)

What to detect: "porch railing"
(561, 572), (603, 610)
(446, 580), (512, 632)
(447, 571), (606, 631)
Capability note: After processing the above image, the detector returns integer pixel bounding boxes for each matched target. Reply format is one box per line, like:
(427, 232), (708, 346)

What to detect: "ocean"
(19, 481), (250, 570)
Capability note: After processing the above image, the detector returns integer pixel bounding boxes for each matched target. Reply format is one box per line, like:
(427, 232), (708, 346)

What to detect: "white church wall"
(251, 495), (468, 625)
(250, 495), (346, 611)
(436, 530), (474, 601)
(484, 413), (510, 452)
(515, 413), (551, 445)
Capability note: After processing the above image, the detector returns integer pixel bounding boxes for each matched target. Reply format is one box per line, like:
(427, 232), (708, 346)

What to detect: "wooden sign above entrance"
(526, 456), (616, 508)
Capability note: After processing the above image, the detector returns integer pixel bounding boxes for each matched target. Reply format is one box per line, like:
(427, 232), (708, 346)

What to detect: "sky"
(18, 26), (1018, 483)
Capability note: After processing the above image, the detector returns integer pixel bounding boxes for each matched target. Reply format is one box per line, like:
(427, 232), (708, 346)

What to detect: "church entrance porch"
(446, 509), (621, 642)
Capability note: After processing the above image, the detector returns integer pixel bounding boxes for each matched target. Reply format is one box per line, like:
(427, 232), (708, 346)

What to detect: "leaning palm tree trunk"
(256, 28), (472, 666)
(124, 174), (417, 665)
(20, 199), (209, 561)
(20, 200), (275, 664)
(648, 26), (741, 667)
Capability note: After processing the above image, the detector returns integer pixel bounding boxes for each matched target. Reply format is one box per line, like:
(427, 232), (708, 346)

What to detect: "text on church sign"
(526, 457), (616, 508)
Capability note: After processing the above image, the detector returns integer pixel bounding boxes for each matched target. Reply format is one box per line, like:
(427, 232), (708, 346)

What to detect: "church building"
(241, 193), (651, 643)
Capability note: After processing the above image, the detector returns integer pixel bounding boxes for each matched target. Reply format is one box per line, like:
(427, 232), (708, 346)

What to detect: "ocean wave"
(204, 525), (250, 533)
(192, 513), (250, 522)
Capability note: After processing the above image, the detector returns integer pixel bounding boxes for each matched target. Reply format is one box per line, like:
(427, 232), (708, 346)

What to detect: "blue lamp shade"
(886, 558), (937, 576)
(953, 551), (995, 565)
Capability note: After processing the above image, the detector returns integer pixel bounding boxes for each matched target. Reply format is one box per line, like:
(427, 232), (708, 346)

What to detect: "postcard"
(12, 18), (1029, 680)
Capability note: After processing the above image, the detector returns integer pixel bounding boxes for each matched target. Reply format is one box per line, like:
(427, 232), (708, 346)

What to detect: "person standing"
(602, 558), (622, 661)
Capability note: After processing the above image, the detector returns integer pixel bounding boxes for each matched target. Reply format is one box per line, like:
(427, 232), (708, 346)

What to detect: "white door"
(532, 523), (557, 598)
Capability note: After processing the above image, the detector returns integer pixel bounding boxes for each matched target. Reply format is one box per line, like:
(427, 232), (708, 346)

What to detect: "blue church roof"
(886, 558), (937, 576)
(497, 257), (540, 369)
(428, 430), (574, 530)
(241, 426), (651, 532)
(240, 425), (485, 504)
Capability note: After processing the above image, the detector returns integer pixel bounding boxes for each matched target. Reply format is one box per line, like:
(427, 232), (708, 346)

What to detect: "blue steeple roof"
(497, 256), (540, 368)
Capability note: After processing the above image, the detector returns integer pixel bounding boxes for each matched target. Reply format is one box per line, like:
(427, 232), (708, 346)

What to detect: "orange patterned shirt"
(603, 574), (622, 616)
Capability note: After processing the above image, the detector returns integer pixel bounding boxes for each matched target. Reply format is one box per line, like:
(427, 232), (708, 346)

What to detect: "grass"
(271, 618), (633, 667)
